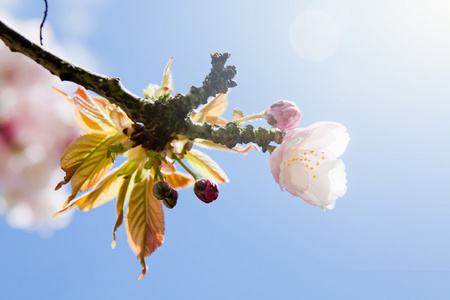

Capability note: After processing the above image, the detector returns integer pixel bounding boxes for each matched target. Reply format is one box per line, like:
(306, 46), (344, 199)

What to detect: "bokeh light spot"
(289, 10), (341, 61)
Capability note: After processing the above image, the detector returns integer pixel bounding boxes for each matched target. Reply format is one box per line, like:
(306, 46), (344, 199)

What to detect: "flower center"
(285, 149), (326, 180)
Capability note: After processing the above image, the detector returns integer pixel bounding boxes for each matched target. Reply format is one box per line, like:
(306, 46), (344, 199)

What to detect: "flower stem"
(174, 155), (199, 180)
(234, 111), (267, 124)
(153, 165), (164, 182)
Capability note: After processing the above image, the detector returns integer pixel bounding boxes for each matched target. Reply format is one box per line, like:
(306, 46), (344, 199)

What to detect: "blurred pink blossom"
(0, 21), (79, 235)
(270, 122), (349, 210)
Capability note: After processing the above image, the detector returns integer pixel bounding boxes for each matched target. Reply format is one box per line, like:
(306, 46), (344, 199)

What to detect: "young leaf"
(55, 87), (117, 134)
(194, 138), (259, 154)
(198, 93), (228, 118)
(55, 165), (126, 216)
(63, 135), (117, 206)
(126, 177), (165, 280)
(161, 56), (173, 93)
(184, 149), (229, 183)
(164, 171), (195, 189)
(204, 116), (228, 125)
(231, 109), (244, 121)
(112, 174), (136, 249)
(192, 93), (228, 124)
(56, 133), (109, 191)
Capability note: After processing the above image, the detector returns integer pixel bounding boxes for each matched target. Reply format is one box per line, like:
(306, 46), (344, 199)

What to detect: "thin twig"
(40, 0), (48, 46)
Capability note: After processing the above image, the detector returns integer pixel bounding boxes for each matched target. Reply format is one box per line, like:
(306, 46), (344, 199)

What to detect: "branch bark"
(0, 19), (144, 119)
(0, 19), (284, 151)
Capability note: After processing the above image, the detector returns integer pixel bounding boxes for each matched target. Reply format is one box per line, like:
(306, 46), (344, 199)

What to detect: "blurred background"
(1, 0), (450, 299)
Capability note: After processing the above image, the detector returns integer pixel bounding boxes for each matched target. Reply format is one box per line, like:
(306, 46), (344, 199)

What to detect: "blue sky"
(1, 0), (450, 299)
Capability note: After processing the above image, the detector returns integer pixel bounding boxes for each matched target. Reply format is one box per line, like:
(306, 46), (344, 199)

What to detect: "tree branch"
(0, 19), (284, 151)
(0, 19), (144, 119)
(180, 119), (284, 152)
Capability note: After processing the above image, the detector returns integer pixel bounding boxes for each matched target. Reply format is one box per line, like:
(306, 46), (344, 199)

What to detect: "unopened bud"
(265, 100), (301, 130)
(194, 179), (219, 203)
(152, 181), (179, 209)
(162, 195), (178, 209)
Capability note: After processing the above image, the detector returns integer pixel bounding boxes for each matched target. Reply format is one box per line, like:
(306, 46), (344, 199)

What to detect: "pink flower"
(0, 22), (79, 234)
(270, 122), (349, 210)
(265, 100), (302, 130)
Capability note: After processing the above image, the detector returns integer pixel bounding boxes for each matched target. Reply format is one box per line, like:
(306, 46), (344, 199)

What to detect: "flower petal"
(281, 159), (309, 196)
(270, 121), (349, 210)
(301, 160), (347, 210)
(269, 144), (285, 185)
(285, 122), (349, 159)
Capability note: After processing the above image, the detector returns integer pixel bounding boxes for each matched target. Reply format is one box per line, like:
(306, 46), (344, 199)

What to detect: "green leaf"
(134, 168), (148, 184)
(184, 149), (229, 183)
(126, 177), (165, 280)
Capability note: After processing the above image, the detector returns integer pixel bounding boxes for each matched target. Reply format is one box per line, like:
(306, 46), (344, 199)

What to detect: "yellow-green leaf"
(161, 57), (173, 92)
(184, 149), (229, 183)
(112, 173), (136, 249)
(63, 135), (116, 206)
(194, 138), (259, 154)
(126, 177), (165, 280)
(56, 133), (109, 191)
(164, 171), (195, 189)
(55, 87), (117, 134)
(198, 93), (228, 118)
(55, 164), (125, 216)
(61, 133), (109, 171)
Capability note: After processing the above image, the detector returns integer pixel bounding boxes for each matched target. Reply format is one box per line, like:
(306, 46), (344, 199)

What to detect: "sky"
(1, 0), (450, 299)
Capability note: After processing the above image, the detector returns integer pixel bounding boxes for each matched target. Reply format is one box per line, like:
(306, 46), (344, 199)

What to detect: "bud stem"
(234, 111), (267, 124)
(173, 155), (199, 180)
(153, 165), (164, 182)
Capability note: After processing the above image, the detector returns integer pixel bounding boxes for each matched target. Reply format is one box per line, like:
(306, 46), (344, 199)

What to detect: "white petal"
(328, 159), (347, 199)
(282, 159), (309, 196)
(290, 122), (349, 159)
(302, 159), (347, 210)
(269, 143), (285, 185)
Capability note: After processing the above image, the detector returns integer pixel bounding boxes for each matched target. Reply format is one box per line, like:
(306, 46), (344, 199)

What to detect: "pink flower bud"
(194, 179), (219, 203)
(265, 100), (302, 130)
